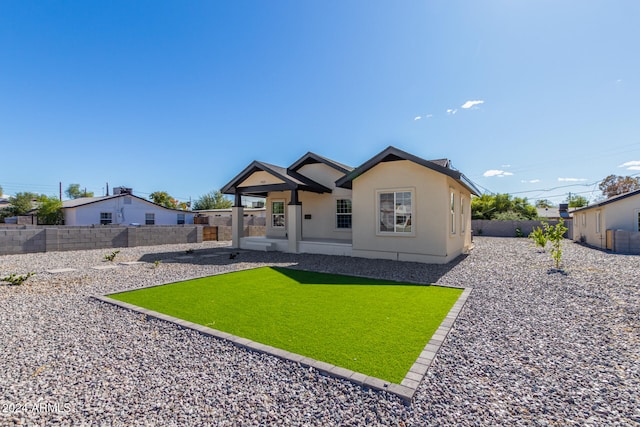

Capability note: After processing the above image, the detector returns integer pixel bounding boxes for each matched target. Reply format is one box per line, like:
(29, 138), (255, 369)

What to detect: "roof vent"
(113, 187), (133, 195)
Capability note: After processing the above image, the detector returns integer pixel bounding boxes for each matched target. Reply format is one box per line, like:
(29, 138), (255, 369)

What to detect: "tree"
(37, 195), (63, 225)
(192, 190), (233, 210)
(149, 191), (178, 209)
(599, 175), (640, 198)
(566, 194), (589, 208)
(535, 199), (554, 208)
(0, 184), (3, 196)
(7, 192), (39, 216)
(471, 193), (538, 220)
(65, 184), (94, 199)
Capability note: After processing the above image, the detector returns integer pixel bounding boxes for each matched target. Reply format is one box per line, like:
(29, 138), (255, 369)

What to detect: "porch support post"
(231, 192), (244, 249)
(287, 190), (302, 253)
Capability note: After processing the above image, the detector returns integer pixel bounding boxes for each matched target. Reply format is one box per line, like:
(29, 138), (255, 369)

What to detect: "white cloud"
(414, 116), (422, 121)
(501, 164), (512, 168)
(461, 100), (484, 109)
(521, 179), (541, 183)
(446, 108), (457, 115)
(426, 114), (433, 118)
(558, 177), (587, 182)
(483, 169), (514, 178)
(619, 160), (640, 169)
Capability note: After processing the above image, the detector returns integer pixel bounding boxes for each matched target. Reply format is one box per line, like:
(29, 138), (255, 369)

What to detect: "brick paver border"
(92, 282), (472, 403)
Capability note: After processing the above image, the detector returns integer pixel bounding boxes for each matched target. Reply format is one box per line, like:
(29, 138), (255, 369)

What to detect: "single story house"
(572, 188), (640, 249)
(62, 193), (195, 226)
(221, 146), (480, 264)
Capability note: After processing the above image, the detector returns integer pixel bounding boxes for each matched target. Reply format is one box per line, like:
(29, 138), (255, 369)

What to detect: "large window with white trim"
(272, 200), (285, 228)
(336, 199), (352, 229)
(378, 190), (413, 234)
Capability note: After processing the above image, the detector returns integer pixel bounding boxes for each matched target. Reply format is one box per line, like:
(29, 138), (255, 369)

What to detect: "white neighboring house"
(62, 194), (195, 226)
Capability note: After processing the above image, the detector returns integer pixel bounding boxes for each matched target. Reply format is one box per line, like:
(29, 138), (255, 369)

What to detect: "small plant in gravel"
(152, 260), (162, 268)
(547, 219), (568, 269)
(1, 272), (35, 286)
(529, 225), (548, 251)
(104, 250), (120, 262)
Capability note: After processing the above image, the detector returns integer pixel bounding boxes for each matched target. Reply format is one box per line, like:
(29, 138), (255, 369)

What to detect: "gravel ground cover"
(0, 238), (638, 426)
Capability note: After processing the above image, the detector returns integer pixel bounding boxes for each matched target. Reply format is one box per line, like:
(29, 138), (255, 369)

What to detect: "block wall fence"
(0, 225), (203, 255)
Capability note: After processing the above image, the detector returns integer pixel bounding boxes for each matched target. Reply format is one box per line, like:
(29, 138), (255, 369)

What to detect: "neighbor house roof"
(62, 194), (192, 213)
(571, 188), (640, 213)
(335, 146), (481, 195)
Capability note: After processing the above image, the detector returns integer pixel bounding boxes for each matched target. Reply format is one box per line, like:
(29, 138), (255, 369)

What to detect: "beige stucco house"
(221, 146), (480, 264)
(572, 189), (640, 249)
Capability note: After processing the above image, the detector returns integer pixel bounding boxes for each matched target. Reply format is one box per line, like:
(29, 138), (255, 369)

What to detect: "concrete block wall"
(471, 220), (572, 239)
(0, 225), (204, 255)
(216, 225), (266, 241)
(612, 230), (640, 254)
(0, 228), (46, 255)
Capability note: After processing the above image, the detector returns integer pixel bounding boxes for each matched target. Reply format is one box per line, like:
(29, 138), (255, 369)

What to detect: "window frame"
(595, 211), (601, 234)
(177, 213), (185, 225)
(271, 200), (285, 228)
(450, 189), (456, 235)
(145, 213), (155, 225)
(335, 198), (352, 230)
(100, 212), (112, 225)
(376, 188), (415, 236)
(460, 195), (466, 234)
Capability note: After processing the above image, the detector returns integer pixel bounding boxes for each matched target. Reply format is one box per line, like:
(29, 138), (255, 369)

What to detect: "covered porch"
(221, 158), (340, 255)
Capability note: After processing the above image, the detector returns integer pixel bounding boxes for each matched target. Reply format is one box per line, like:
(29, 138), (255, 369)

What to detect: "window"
(177, 213), (185, 225)
(336, 199), (352, 229)
(582, 213), (586, 227)
(460, 195), (465, 233)
(637, 211), (640, 232)
(595, 211), (601, 233)
(145, 213), (155, 225)
(100, 212), (112, 225)
(378, 190), (412, 234)
(450, 190), (456, 234)
(272, 201), (285, 228)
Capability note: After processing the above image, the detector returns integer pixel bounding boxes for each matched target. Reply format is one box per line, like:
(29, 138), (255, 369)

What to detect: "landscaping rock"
(0, 238), (638, 425)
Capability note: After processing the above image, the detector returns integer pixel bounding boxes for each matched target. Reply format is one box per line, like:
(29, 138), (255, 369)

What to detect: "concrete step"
(242, 241), (276, 252)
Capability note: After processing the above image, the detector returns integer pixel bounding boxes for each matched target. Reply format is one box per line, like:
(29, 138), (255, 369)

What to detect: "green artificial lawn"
(109, 267), (462, 383)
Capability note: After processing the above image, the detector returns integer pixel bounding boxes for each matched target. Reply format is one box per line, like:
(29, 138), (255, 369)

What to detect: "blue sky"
(1, 1), (639, 205)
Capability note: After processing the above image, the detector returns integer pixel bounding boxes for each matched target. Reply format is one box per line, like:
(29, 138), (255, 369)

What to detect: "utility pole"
(59, 182), (62, 201)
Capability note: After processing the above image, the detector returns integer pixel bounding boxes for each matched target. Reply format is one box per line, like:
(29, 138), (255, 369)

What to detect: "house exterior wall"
(349, 160), (471, 264)
(64, 196), (195, 226)
(239, 171), (285, 187)
(297, 163), (352, 241)
(573, 193), (640, 248)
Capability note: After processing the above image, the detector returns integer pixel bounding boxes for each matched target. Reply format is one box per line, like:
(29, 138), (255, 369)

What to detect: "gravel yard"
(0, 238), (638, 426)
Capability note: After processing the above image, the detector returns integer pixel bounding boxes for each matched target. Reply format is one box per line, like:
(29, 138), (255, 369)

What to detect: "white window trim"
(145, 213), (155, 225)
(450, 189), (456, 235)
(100, 212), (112, 225)
(335, 198), (352, 231)
(460, 195), (466, 233)
(376, 188), (415, 237)
(582, 213), (586, 227)
(595, 210), (601, 234)
(271, 199), (286, 228)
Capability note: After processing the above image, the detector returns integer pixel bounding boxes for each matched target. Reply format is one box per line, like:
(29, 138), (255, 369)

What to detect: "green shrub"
(529, 225), (548, 251)
(104, 250), (120, 262)
(1, 272), (35, 286)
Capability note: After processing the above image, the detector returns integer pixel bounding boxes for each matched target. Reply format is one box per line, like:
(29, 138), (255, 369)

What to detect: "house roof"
(62, 194), (193, 213)
(288, 152), (354, 175)
(335, 146), (481, 195)
(571, 188), (640, 213)
(220, 160), (333, 197)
